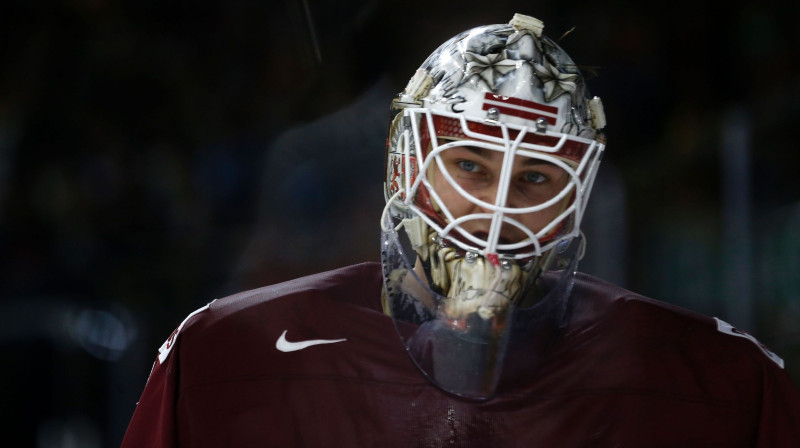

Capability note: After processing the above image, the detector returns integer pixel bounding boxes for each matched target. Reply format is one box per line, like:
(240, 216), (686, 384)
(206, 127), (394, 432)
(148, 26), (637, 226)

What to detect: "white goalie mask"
(381, 14), (606, 398)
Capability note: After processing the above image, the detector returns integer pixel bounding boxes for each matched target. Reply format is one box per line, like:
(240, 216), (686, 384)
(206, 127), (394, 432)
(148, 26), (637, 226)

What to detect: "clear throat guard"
(381, 210), (582, 399)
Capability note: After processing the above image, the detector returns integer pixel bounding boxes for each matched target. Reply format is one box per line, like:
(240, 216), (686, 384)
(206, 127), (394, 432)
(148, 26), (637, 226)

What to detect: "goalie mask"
(381, 14), (606, 399)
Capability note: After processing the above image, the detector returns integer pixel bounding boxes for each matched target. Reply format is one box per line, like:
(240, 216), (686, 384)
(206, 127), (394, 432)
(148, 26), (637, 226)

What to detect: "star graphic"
(464, 51), (519, 88)
(533, 58), (579, 102)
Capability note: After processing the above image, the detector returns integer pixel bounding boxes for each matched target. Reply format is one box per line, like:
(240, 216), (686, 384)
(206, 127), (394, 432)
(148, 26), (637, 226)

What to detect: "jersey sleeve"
(120, 303), (211, 447)
(713, 317), (800, 445)
(756, 363), (800, 446)
(119, 338), (180, 447)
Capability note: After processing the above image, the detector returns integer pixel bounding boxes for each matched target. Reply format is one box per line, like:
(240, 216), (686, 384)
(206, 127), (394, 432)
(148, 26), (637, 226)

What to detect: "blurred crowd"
(1, 0), (799, 446)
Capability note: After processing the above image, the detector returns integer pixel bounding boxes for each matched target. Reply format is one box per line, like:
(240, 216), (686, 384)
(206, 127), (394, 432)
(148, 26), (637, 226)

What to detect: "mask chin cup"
(381, 211), (582, 399)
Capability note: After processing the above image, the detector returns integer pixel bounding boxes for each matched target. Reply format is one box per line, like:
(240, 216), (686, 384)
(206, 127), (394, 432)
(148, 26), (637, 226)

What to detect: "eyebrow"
(522, 158), (554, 167)
(460, 146), (490, 158)
(454, 145), (553, 167)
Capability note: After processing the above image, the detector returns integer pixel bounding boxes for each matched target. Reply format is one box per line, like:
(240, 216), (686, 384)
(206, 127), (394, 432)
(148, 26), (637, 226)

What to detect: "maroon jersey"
(121, 262), (800, 447)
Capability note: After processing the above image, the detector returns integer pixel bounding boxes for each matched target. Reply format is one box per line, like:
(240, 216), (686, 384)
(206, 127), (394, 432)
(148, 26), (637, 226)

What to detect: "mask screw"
(535, 117), (548, 133)
(465, 251), (479, 264)
(486, 107), (500, 121)
(500, 258), (513, 271)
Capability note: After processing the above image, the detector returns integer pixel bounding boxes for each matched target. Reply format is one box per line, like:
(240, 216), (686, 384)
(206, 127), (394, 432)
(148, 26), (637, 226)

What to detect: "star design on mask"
(533, 57), (579, 102)
(464, 50), (519, 88)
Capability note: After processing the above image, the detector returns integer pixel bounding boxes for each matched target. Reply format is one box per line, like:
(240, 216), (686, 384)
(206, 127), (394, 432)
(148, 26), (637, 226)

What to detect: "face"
(430, 140), (573, 247)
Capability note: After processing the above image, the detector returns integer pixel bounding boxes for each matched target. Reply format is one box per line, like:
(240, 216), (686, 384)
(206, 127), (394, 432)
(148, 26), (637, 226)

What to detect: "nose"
(461, 182), (530, 244)
(468, 180), (527, 213)
(469, 181), (500, 213)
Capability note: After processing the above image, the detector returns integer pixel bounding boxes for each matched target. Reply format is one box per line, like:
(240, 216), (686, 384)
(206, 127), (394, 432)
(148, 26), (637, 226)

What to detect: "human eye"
(522, 171), (547, 184)
(458, 160), (481, 173)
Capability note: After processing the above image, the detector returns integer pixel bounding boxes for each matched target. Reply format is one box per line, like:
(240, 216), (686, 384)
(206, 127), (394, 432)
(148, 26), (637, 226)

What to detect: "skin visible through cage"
(429, 140), (573, 249)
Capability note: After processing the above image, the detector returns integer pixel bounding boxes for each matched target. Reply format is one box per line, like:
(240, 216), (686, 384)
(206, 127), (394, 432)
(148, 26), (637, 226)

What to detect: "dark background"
(2, 0), (799, 446)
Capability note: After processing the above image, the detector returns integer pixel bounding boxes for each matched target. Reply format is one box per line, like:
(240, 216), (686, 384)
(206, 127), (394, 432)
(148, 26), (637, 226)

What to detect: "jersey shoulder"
(566, 272), (793, 413)
(206, 261), (383, 320)
(157, 262), (384, 364)
(571, 272), (784, 370)
(559, 273), (800, 412)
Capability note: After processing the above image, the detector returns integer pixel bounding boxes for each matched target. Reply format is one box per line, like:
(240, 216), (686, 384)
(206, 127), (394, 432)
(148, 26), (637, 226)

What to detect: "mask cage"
(386, 107), (604, 260)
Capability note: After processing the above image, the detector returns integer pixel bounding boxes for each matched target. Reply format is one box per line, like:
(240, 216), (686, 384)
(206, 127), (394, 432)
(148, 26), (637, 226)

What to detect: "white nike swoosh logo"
(275, 330), (347, 352)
